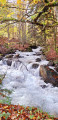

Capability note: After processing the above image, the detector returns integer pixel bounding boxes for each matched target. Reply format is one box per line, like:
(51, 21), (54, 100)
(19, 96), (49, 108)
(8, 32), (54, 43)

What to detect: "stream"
(0, 46), (58, 117)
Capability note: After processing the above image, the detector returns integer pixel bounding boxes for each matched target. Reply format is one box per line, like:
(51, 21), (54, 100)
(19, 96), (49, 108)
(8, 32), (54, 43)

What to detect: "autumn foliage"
(0, 104), (58, 120)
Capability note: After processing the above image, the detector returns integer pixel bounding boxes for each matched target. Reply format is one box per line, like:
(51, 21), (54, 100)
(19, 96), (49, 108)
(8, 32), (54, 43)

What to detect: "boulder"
(5, 54), (13, 58)
(32, 63), (39, 69)
(35, 52), (42, 56)
(0, 56), (2, 60)
(40, 85), (47, 88)
(7, 59), (12, 66)
(0, 54), (3, 60)
(19, 56), (24, 58)
(40, 65), (58, 87)
(26, 47), (32, 52)
(6, 49), (15, 54)
(0, 74), (5, 84)
(41, 55), (46, 60)
(55, 67), (58, 72)
(48, 61), (55, 66)
(3, 59), (12, 66)
(14, 54), (19, 58)
(55, 63), (58, 72)
(36, 58), (41, 62)
(29, 45), (37, 49)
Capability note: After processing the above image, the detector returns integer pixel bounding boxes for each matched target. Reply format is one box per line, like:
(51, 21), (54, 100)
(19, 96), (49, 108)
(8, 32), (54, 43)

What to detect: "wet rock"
(6, 49), (15, 54)
(14, 54), (19, 58)
(0, 56), (3, 60)
(41, 55), (46, 60)
(40, 85), (47, 88)
(26, 47), (32, 52)
(3, 59), (12, 66)
(7, 59), (12, 66)
(55, 64), (58, 72)
(26, 55), (29, 56)
(40, 65), (58, 87)
(36, 58), (41, 62)
(32, 63), (39, 69)
(29, 45), (37, 49)
(35, 52), (42, 56)
(19, 56), (24, 58)
(48, 61), (55, 66)
(5, 54), (13, 58)
(55, 67), (58, 72)
(0, 74), (5, 84)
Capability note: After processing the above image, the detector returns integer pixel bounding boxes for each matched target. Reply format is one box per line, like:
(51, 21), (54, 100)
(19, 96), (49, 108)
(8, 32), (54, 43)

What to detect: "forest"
(0, 0), (58, 120)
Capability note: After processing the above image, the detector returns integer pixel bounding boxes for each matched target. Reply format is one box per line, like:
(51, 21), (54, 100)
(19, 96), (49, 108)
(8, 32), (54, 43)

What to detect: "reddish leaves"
(0, 37), (29, 54)
(46, 48), (58, 61)
(0, 104), (58, 120)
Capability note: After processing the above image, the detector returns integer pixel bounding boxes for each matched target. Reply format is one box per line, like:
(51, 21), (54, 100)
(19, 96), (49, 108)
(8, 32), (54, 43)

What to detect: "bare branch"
(34, 2), (58, 22)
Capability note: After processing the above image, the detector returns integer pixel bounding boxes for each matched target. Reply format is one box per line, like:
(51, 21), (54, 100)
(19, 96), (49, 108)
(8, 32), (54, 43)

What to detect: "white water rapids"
(0, 46), (58, 117)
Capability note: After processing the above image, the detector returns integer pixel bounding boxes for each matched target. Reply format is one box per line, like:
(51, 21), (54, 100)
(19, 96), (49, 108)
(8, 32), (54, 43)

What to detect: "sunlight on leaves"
(0, 0), (6, 5)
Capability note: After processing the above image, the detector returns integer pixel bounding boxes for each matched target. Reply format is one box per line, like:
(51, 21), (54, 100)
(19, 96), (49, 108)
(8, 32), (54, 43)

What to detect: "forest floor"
(0, 37), (58, 120)
(0, 103), (58, 120)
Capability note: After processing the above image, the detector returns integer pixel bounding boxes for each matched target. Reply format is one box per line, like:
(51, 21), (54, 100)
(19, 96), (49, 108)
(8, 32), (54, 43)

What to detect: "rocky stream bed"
(0, 46), (58, 118)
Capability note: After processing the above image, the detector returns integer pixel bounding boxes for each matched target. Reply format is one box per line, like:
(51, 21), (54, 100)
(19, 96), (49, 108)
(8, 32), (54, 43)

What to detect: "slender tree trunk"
(18, 23), (22, 43)
(24, 22), (26, 43)
(21, 0), (26, 45)
(7, 0), (10, 43)
(12, 24), (14, 39)
(54, 26), (57, 50)
(44, 28), (46, 46)
(54, 6), (57, 50)
(7, 23), (10, 43)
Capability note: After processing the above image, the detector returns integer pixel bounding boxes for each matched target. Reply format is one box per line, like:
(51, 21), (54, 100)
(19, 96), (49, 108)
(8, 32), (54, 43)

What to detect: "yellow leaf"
(7, 12), (14, 18)
(0, 0), (6, 5)
(17, 0), (21, 4)
(7, 14), (11, 18)
(34, 0), (40, 4)
(8, 43), (10, 45)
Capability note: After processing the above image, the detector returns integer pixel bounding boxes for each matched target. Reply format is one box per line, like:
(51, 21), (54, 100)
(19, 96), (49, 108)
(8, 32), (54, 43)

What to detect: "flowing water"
(0, 46), (58, 117)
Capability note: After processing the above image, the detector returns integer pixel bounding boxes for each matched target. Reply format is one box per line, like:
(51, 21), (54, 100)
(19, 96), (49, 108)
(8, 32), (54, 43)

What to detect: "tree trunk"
(44, 29), (46, 46)
(7, 23), (10, 43)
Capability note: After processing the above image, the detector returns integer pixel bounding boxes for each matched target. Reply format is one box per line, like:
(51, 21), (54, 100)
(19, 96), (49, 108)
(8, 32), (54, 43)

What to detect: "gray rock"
(36, 58), (41, 62)
(40, 85), (47, 88)
(55, 64), (58, 72)
(32, 63), (39, 69)
(7, 59), (12, 66)
(3, 59), (12, 66)
(0, 56), (2, 60)
(40, 65), (58, 87)
(48, 61), (55, 66)
(41, 55), (46, 60)
(55, 67), (58, 72)
(36, 52), (42, 56)
(14, 54), (19, 58)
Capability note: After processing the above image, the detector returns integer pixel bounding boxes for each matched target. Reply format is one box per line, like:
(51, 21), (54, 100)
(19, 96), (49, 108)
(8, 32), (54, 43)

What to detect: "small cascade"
(0, 46), (58, 117)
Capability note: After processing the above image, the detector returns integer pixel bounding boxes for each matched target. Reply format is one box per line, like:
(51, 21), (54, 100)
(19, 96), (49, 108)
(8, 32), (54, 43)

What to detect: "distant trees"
(0, 0), (58, 47)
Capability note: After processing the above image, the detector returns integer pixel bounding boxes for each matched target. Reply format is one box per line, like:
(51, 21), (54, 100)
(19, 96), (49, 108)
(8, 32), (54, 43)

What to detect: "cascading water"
(0, 46), (58, 117)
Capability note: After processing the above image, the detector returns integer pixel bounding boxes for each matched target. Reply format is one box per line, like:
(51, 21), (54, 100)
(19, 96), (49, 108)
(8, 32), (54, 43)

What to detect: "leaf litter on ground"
(0, 104), (58, 120)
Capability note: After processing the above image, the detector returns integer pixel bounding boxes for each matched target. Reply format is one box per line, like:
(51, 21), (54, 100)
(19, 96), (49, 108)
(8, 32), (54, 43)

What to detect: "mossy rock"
(0, 54), (3, 60)
(26, 47), (32, 52)
(0, 74), (5, 84)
